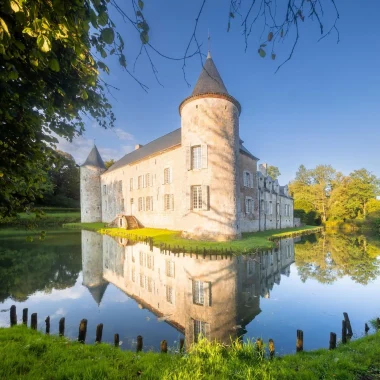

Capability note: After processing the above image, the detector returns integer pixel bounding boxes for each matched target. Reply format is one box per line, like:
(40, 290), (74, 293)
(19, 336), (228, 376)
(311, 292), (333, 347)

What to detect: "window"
(192, 186), (202, 210)
(138, 197), (145, 211)
(105, 200), (108, 211)
(191, 146), (202, 169)
(147, 277), (153, 292)
(138, 175), (143, 189)
(269, 201), (273, 215)
(164, 168), (171, 184)
(244, 172), (251, 187)
(131, 268), (136, 282)
(140, 273), (145, 288)
(276, 203), (280, 215)
(194, 320), (209, 342)
(145, 173), (150, 188)
(130, 178), (133, 191)
(147, 254), (154, 270)
(121, 199), (125, 212)
(166, 286), (174, 304)
(146, 196), (153, 211)
(192, 280), (205, 305)
(139, 251), (145, 266)
(260, 200), (265, 212)
(164, 194), (174, 211)
(245, 197), (253, 214)
(247, 259), (255, 275)
(166, 260), (175, 278)
(119, 180), (122, 193)
(103, 185), (107, 195)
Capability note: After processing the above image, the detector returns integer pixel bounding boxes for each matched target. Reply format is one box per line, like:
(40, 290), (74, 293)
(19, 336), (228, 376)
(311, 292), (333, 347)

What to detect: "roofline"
(240, 149), (259, 161)
(179, 92), (241, 115)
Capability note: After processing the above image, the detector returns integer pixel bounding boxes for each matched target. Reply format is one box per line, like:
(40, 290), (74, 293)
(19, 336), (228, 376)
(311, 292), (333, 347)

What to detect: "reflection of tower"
(81, 230), (108, 305)
(80, 145), (106, 223)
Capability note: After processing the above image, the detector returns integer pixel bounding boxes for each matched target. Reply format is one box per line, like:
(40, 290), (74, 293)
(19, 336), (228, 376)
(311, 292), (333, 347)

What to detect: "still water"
(1, 229), (379, 354)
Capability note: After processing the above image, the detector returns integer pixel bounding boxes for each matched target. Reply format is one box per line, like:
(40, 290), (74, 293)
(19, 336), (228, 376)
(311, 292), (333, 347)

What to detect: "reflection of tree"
(0, 235), (81, 302)
(295, 233), (380, 285)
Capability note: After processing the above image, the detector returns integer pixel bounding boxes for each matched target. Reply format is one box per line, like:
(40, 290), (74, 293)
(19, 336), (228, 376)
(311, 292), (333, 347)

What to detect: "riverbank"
(0, 326), (379, 379)
(63, 224), (323, 253)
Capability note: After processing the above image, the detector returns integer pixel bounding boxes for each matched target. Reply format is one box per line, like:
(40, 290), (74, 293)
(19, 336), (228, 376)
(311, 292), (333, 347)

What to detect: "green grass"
(1, 211), (81, 227)
(0, 326), (379, 379)
(63, 222), (108, 231)
(63, 224), (322, 253)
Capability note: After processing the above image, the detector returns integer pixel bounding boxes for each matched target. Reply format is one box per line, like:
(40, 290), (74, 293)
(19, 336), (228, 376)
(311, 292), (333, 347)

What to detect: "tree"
(0, 0), (340, 215)
(267, 165), (281, 180)
(104, 159), (115, 170)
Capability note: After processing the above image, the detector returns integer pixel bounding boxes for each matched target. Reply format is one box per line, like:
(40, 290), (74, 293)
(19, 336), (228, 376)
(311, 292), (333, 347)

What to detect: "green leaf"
(49, 58), (60, 72)
(138, 0), (144, 10)
(97, 61), (110, 74)
(258, 48), (266, 58)
(271, 53), (276, 60)
(136, 10), (142, 17)
(119, 54), (126, 68)
(100, 48), (107, 58)
(98, 11), (108, 27)
(23, 27), (37, 37)
(140, 31), (149, 44)
(8, 70), (18, 80)
(89, 9), (98, 28)
(10, 0), (21, 12)
(0, 44), (5, 55)
(227, 21), (230, 32)
(80, 90), (88, 100)
(100, 28), (114, 44)
(268, 32), (273, 42)
(14, 40), (25, 51)
(229, 12), (235, 18)
(37, 35), (51, 53)
(0, 17), (10, 36)
(260, 43), (267, 47)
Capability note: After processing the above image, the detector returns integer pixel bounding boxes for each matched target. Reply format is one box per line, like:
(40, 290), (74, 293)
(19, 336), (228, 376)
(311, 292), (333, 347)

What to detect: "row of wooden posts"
(9, 305), (379, 356)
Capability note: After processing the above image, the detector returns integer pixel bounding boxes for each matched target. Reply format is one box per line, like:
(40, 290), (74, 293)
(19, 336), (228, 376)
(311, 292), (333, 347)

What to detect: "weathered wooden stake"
(365, 323), (370, 334)
(342, 320), (347, 344)
(95, 323), (103, 343)
(45, 316), (50, 335)
(296, 330), (304, 352)
(329, 332), (336, 350)
(160, 340), (168, 353)
(78, 319), (88, 343)
(114, 333), (120, 347)
(10, 305), (17, 327)
(179, 338), (185, 352)
(136, 335), (143, 352)
(22, 308), (28, 326)
(269, 339), (275, 359)
(59, 317), (65, 337)
(343, 312), (353, 337)
(31, 313), (37, 330)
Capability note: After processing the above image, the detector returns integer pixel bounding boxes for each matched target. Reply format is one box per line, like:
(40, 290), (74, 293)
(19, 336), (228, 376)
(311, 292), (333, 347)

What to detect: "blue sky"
(58, 0), (380, 184)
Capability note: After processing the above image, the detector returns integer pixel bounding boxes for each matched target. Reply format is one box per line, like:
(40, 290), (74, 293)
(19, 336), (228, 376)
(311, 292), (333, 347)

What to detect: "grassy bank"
(0, 210), (80, 228)
(0, 326), (379, 379)
(63, 224), (322, 253)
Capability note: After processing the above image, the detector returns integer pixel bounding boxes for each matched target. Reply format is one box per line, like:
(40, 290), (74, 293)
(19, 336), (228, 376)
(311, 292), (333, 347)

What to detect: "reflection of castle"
(81, 231), (295, 346)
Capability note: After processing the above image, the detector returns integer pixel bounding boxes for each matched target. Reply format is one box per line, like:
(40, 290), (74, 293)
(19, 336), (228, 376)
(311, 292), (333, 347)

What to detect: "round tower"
(80, 145), (106, 223)
(179, 52), (241, 240)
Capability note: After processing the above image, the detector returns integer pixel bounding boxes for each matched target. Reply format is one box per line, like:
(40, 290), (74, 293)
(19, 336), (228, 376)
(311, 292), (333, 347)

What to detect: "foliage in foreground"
(0, 326), (379, 379)
(62, 224), (322, 253)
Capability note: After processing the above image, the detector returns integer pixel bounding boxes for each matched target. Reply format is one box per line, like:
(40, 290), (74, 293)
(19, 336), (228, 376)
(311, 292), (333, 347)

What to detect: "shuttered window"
(191, 146), (202, 169)
(245, 197), (253, 214)
(166, 286), (174, 304)
(194, 320), (209, 342)
(147, 254), (154, 270)
(146, 196), (153, 211)
(164, 194), (174, 211)
(192, 185), (202, 210)
(164, 168), (171, 184)
(166, 260), (175, 278)
(192, 280), (205, 305)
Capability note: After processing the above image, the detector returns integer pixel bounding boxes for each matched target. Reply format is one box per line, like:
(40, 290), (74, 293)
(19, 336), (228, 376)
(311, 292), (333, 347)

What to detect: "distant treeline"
(289, 165), (380, 231)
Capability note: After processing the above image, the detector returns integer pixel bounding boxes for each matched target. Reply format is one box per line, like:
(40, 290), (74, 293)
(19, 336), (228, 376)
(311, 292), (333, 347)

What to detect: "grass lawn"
(63, 224), (322, 253)
(1, 211), (81, 227)
(0, 325), (379, 379)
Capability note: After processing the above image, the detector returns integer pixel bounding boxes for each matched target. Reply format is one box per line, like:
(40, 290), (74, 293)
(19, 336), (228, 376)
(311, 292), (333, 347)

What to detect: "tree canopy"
(267, 165), (281, 180)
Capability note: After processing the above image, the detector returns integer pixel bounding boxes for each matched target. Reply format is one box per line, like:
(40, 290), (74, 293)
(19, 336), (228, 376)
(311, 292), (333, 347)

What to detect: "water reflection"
(82, 231), (295, 346)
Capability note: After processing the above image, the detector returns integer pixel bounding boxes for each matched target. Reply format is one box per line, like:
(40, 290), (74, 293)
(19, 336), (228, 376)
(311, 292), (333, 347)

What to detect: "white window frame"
(164, 167), (171, 184)
(130, 178), (133, 191)
(192, 185), (202, 210)
(164, 194), (174, 211)
(166, 260), (175, 278)
(192, 280), (205, 305)
(245, 197), (253, 214)
(166, 285), (174, 304)
(145, 173), (150, 188)
(138, 197), (144, 212)
(103, 185), (107, 195)
(138, 175), (142, 189)
(191, 145), (202, 170)
(193, 320), (209, 342)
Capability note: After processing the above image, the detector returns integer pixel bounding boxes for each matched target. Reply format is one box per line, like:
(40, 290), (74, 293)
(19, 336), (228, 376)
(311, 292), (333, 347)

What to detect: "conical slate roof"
(81, 145), (106, 169)
(87, 282), (108, 305)
(192, 52), (229, 96)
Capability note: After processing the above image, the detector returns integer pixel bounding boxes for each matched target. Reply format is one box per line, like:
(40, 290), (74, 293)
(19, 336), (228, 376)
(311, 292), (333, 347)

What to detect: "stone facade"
(81, 231), (296, 347)
(80, 53), (294, 239)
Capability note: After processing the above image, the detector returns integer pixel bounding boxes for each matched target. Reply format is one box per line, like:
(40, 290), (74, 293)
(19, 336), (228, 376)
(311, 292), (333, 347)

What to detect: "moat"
(1, 228), (379, 354)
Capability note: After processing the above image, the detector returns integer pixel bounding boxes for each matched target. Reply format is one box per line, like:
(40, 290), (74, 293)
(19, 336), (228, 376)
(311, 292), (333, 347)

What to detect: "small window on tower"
(191, 146), (202, 170)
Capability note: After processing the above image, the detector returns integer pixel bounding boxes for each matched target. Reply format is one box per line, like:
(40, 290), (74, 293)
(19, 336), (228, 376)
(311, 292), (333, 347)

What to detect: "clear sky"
(58, 0), (380, 184)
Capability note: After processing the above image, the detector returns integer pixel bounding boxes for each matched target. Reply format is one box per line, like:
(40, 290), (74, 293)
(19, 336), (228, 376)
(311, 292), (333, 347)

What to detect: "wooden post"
(114, 333), (120, 347)
(296, 330), (304, 352)
(31, 313), (37, 330)
(180, 338), (185, 352)
(95, 323), (103, 343)
(342, 320), (347, 344)
(78, 319), (88, 343)
(136, 335), (143, 352)
(329, 332), (336, 350)
(59, 317), (65, 337)
(269, 339), (275, 359)
(45, 316), (50, 335)
(160, 340), (168, 353)
(10, 305), (17, 327)
(343, 312), (353, 337)
(365, 323), (370, 334)
(22, 308), (28, 326)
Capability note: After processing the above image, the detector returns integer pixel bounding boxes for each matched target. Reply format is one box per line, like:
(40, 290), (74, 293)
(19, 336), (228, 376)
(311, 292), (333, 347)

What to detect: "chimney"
(135, 144), (144, 150)
(259, 163), (267, 176)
